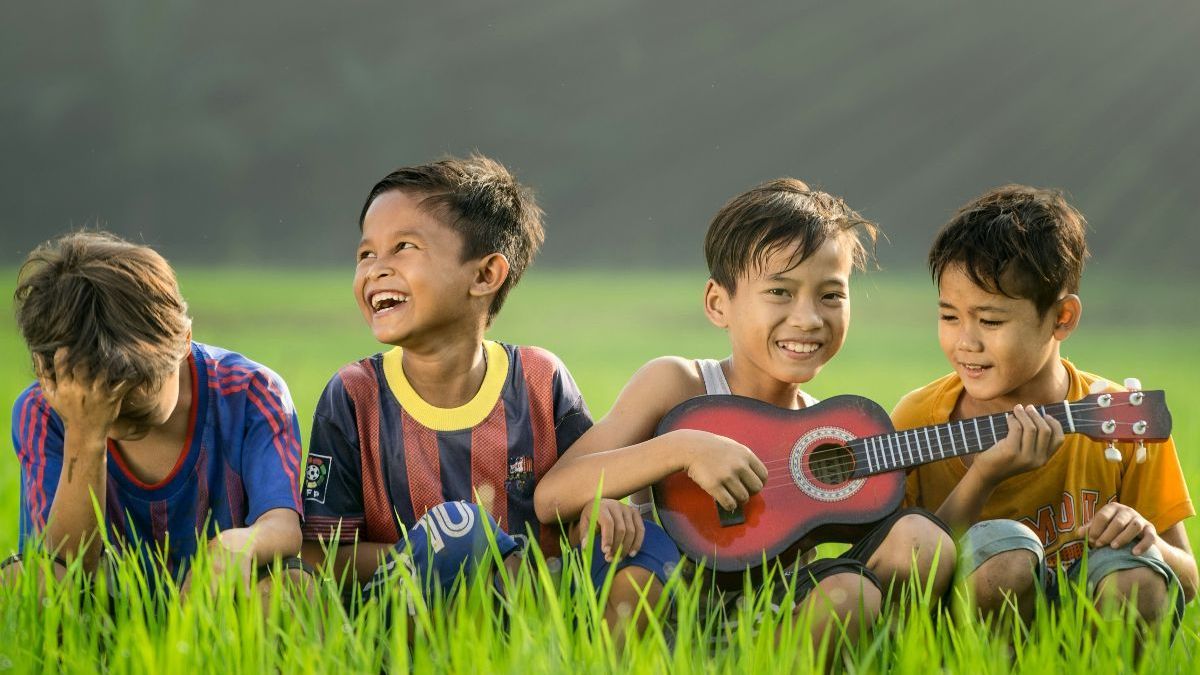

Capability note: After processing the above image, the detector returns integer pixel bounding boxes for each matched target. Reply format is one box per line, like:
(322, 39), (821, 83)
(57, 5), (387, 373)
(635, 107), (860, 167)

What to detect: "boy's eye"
(394, 241), (415, 252)
(357, 250), (375, 261)
(822, 292), (846, 302)
(939, 314), (958, 322)
(980, 319), (1003, 327)
(766, 288), (790, 297)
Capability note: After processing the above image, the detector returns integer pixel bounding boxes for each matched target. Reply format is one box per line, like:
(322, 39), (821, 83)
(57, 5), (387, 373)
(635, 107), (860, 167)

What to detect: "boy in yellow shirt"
(894, 185), (1196, 626)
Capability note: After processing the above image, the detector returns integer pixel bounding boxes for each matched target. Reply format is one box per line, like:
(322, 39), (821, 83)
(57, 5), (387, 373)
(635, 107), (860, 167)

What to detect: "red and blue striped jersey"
(12, 342), (303, 578)
(300, 341), (591, 555)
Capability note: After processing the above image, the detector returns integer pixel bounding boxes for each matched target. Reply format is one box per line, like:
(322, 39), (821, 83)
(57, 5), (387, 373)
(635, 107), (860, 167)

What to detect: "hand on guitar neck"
(935, 404), (1064, 532)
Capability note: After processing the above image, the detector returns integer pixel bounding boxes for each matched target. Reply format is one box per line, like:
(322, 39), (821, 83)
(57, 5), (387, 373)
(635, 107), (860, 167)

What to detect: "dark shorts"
(583, 518), (681, 589)
(694, 507), (949, 633)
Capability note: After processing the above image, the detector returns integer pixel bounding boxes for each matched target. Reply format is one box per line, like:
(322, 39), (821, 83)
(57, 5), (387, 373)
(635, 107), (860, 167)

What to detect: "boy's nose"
(788, 302), (823, 330)
(956, 329), (983, 351)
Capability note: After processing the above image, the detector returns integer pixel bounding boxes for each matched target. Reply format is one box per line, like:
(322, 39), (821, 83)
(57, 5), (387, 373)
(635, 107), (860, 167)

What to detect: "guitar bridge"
(717, 503), (745, 527)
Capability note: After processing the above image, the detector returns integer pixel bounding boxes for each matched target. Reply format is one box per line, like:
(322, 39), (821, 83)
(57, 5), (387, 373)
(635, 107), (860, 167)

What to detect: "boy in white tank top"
(535, 179), (956, 651)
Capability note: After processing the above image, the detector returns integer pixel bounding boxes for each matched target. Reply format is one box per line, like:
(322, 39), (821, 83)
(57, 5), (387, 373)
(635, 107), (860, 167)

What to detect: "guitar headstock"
(1068, 381), (1171, 462)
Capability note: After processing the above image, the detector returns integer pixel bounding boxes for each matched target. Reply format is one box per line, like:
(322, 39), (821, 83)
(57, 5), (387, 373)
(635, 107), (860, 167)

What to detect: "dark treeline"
(3, 0), (1198, 275)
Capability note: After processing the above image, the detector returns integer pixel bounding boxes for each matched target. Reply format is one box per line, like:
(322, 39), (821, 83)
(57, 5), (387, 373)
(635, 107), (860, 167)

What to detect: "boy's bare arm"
(39, 349), (129, 571)
(935, 404), (1063, 532)
(301, 538), (394, 584)
(1081, 505), (1198, 602)
(534, 357), (767, 523)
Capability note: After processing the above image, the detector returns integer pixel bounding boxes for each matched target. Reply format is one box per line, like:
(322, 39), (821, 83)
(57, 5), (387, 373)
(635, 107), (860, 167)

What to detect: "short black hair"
(929, 185), (1089, 315)
(360, 154), (545, 322)
(705, 178), (877, 293)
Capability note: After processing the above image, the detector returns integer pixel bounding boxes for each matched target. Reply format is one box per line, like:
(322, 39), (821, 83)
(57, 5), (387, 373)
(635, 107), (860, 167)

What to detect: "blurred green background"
(3, 0), (1199, 274)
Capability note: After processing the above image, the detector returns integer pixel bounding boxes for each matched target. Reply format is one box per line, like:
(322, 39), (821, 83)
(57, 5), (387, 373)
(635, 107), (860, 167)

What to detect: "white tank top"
(694, 358), (819, 406)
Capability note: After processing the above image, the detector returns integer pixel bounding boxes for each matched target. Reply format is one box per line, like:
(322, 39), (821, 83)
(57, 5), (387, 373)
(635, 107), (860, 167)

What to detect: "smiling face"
(707, 234), (854, 397)
(354, 190), (481, 348)
(937, 264), (1078, 410)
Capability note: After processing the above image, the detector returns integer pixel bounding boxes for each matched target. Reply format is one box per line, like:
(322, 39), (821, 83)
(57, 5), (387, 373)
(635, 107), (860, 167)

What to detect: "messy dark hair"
(14, 231), (192, 389)
(928, 184), (1089, 315)
(360, 154), (545, 323)
(705, 178), (878, 293)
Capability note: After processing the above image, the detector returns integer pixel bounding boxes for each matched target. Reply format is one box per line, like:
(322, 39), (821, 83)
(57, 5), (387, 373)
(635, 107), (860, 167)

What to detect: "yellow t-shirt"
(894, 359), (1193, 570)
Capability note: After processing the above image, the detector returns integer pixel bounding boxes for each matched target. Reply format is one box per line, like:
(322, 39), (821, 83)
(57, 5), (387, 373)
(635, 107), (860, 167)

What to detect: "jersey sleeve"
(301, 375), (368, 543)
(238, 370), (304, 523)
(551, 358), (593, 456)
(11, 385), (66, 548)
(1118, 435), (1194, 533)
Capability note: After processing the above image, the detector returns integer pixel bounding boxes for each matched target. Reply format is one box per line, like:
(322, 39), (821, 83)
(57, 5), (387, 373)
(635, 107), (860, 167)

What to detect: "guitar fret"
(935, 426), (945, 457)
(948, 424), (958, 455)
(988, 415), (997, 445)
(886, 435), (897, 468)
(878, 437), (890, 470)
(972, 418), (981, 450)
(906, 430), (916, 464)
(923, 427), (934, 460)
(958, 420), (969, 449)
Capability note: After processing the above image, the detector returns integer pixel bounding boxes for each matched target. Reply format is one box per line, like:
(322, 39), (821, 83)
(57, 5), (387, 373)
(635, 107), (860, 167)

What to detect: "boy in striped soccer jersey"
(894, 185), (1196, 629)
(5, 232), (304, 592)
(301, 155), (678, 625)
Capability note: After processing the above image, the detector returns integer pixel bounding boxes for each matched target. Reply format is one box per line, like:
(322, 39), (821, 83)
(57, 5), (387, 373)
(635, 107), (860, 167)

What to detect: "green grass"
(1, 267), (1198, 672)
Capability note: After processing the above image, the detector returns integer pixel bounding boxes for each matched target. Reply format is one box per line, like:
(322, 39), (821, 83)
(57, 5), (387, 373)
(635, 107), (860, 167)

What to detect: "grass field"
(1, 266), (1198, 672)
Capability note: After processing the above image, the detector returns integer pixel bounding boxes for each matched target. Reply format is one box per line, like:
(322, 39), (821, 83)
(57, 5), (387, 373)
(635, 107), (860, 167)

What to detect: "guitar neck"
(850, 402), (1076, 477)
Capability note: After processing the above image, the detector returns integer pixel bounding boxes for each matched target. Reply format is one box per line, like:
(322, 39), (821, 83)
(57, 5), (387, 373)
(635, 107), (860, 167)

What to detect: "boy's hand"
(38, 347), (127, 447)
(1080, 502), (1161, 555)
(575, 499), (645, 562)
(182, 528), (257, 597)
(679, 430), (768, 512)
(970, 404), (1064, 487)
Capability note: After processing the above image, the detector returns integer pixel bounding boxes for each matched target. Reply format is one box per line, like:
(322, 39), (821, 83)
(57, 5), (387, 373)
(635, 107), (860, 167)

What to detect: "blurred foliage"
(2, 0), (1199, 275)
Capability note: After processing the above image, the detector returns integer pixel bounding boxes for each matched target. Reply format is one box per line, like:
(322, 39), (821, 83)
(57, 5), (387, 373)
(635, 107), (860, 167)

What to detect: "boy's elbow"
(532, 487), (560, 525)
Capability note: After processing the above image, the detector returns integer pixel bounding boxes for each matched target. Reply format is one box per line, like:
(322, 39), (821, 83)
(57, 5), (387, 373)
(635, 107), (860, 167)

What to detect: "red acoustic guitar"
(652, 387), (1172, 572)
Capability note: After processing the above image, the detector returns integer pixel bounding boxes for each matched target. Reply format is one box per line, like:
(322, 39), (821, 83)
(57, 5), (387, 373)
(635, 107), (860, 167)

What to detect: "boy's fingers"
(1132, 524), (1157, 556)
(630, 513), (645, 557)
(748, 454), (769, 482)
(711, 487), (736, 512)
(1095, 513), (1131, 548)
(724, 477), (750, 504)
(598, 509), (615, 553)
(1109, 519), (1145, 549)
(620, 507), (638, 557)
(739, 466), (764, 494)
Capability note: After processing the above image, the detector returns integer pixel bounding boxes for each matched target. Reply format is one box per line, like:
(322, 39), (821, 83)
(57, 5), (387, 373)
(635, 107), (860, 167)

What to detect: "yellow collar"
(381, 341), (509, 432)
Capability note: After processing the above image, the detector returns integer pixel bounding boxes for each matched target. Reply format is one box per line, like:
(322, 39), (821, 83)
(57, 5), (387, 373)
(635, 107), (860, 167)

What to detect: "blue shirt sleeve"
(12, 385), (66, 550)
(238, 370), (303, 524)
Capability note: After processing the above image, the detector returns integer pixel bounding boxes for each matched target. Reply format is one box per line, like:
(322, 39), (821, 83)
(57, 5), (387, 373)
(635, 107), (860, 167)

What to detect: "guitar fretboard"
(845, 402), (1076, 477)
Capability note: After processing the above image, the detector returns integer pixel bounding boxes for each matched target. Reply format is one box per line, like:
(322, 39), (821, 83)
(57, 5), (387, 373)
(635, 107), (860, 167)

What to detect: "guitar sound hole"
(808, 444), (855, 485)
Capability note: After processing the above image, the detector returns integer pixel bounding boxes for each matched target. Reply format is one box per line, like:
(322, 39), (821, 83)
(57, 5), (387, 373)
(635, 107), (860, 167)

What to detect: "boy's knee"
(871, 513), (956, 586)
(810, 572), (882, 620)
(968, 549), (1039, 613)
(1096, 566), (1169, 622)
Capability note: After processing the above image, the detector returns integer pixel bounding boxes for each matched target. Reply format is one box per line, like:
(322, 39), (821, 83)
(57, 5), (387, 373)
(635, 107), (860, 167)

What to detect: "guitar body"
(652, 394), (904, 572)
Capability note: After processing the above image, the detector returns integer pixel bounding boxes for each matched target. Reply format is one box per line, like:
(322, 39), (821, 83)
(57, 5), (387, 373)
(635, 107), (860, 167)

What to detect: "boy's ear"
(704, 279), (731, 329)
(1051, 294), (1082, 340)
(469, 253), (511, 298)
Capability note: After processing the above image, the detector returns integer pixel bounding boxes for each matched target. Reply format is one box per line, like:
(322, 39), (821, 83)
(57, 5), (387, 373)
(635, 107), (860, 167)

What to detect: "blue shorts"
(960, 518), (1184, 627)
(582, 519), (681, 590)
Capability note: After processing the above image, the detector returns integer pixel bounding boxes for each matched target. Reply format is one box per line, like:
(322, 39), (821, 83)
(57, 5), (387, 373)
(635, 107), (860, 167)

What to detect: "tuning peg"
(1089, 379), (1111, 395)
(1135, 441), (1147, 464)
(1123, 377), (1142, 391)
(1104, 443), (1122, 462)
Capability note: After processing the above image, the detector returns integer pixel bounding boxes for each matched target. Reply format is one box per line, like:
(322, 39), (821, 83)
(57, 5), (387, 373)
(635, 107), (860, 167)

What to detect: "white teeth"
(778, 341), (820, 354)
(370, 291), (409, 311)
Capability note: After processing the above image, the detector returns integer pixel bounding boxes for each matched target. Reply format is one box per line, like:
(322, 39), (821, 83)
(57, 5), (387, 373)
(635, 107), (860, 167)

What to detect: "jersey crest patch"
(304, 453), (332, 504)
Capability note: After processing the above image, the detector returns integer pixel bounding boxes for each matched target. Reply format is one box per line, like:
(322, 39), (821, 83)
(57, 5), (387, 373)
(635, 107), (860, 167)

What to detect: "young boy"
(299, 155), (679, 621)
(535, 179), (956, 645)
(6, 232), (304, 592)
(894, 185), (1196, 626)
